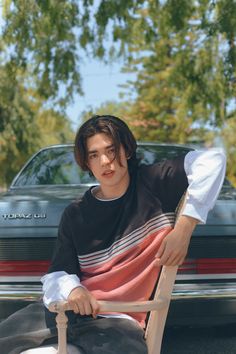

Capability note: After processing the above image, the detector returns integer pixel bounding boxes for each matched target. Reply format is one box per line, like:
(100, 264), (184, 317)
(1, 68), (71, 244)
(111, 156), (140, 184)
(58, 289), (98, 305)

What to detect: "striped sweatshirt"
(47, 155), (188, 326)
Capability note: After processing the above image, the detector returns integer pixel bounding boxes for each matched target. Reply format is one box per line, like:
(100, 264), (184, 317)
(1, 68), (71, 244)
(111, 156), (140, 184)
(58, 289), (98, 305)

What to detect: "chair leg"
(145, 306), (168, 354)
(56, 311), (68, 354)
(145, 266), (178, 354)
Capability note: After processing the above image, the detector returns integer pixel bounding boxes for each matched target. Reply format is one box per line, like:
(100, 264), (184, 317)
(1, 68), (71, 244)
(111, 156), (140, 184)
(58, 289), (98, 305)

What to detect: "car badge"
(1, 213), (47, 220)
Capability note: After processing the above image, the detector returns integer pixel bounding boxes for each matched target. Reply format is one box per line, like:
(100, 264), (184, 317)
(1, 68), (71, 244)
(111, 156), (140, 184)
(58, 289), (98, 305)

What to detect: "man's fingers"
(90, 297), (100, 318)
(69, 298), (99, 317)
(156, 240), (166, 258)
(90, 297), (100, 313)
(155, 239), (167, 263)
(158, 242), (175, 265)
(158, 251), (171, 265)
(163, 253), (177, 266)
(72, 302), (81, 314)
(83, 300), (92, 316)
(159, 251), (187, 266)
(67, 287), (100, 317)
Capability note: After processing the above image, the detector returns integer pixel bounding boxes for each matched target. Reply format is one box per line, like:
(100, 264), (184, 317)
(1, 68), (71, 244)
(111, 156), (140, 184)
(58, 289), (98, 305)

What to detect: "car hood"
(192, 186), (236, 235)
(0, 185), (236, 238)
(219, 186), (236, 201)
(0, 185), (90, 201)
(0, 186), (92, 234)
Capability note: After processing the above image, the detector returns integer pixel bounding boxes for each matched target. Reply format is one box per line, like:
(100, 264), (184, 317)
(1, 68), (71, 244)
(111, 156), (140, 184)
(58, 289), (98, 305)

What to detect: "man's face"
(86, 133), (129, 192)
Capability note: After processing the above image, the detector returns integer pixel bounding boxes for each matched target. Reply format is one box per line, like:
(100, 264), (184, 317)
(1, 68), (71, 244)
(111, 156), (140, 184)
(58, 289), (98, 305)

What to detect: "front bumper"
(1, 280), (236, 325)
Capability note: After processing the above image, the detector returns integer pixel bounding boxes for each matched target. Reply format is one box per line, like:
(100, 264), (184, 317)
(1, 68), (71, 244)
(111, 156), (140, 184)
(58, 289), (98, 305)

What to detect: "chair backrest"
(49, 192), (187, 354)
(144, 191), (187, 354)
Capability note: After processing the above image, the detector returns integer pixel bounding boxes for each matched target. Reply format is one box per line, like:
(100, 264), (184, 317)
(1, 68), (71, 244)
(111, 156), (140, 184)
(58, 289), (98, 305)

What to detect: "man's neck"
(98, 174), (130, 200)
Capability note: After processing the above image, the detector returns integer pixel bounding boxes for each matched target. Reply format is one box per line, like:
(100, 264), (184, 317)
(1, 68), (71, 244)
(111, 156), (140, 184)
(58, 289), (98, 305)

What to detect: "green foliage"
(80, 100), (131, 124)
(0, 66), (73, 186)
(2, 0), (82, 106)
(117, 1), (236, 144)
(222, 114), (236, 186)
(0, 65), (38, 185)
(2, 0), (236, 107)
(1, 0), (236, 184)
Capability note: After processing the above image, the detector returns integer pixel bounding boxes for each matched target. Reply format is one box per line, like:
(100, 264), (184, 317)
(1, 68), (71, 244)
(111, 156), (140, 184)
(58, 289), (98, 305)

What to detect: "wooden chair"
(48, 193), (187, 354)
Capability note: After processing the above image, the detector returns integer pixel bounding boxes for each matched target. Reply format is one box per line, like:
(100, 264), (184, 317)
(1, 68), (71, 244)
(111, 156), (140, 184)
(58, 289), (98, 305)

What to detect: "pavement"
(161, 324), (236, 354)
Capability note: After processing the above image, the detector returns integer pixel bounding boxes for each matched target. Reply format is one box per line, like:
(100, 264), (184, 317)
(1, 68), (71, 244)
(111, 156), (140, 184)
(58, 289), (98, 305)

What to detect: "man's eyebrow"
(106, 144), (115, 149)
(88, 149), (97, 155)
(88, 144), (114, 154)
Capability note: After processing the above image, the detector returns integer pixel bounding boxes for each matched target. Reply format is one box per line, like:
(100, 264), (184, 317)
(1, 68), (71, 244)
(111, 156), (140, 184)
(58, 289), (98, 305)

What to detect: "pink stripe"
(81, 226), (171, 276)
(79, 213), (175, 263)
(80, 227), (173, 325)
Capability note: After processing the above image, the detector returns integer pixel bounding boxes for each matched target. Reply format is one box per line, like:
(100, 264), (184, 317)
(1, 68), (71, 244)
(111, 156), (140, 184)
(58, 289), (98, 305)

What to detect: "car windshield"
(12, 144), (192, 187)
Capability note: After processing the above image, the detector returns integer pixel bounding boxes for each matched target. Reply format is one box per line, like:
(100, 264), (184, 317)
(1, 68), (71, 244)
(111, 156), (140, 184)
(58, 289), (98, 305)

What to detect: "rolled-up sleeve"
(183, 149), (226, 223)
(41, 271), (84, 308)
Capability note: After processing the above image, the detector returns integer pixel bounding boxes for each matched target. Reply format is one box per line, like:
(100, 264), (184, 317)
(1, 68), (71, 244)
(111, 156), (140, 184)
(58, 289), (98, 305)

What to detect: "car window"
(12, 144), (192, 187)
(13, 147), (96, 186)
(137, 144), (191, 164)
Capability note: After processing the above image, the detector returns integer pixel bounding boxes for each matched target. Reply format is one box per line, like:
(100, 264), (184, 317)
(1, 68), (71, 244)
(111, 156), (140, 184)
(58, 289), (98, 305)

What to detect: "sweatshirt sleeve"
(47, 207), (80, 275)
(183, 149), (226, 223)
(41, 206), (84, 308)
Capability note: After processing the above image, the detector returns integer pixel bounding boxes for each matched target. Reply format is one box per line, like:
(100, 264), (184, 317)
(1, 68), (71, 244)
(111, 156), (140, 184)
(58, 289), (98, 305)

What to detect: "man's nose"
(100, 153), (110, 165)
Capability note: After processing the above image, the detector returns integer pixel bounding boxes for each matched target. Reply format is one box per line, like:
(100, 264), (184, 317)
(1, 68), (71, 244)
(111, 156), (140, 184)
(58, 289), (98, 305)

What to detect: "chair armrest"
(48, 298), (168, 314)
(48, 297), (169, 354)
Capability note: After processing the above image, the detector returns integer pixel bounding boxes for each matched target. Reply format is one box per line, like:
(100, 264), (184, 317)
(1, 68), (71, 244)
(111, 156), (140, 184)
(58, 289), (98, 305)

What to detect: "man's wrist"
(68, 285), (86, 297)
(175, 215), (199, 235)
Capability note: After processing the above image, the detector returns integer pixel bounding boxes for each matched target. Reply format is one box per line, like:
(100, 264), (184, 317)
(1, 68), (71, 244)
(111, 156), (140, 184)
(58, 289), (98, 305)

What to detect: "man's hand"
(154, 215), (199, 266)
(68, 286), (100, 318)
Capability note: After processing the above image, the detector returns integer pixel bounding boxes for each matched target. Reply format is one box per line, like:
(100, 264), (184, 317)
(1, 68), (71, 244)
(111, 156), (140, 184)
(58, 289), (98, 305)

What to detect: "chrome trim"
(0, 282), (236, 301)
(0, 284), (42, 300)
(176, 273), (236, 280)
(1, 273), (236, 283)
(172, 282), (236, 299)
(0, 276), (41, 282)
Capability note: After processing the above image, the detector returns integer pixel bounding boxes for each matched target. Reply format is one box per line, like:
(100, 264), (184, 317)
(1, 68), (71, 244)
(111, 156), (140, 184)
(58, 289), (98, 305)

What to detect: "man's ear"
(85, 161), (93, 175)
(86, 165), (94, 177)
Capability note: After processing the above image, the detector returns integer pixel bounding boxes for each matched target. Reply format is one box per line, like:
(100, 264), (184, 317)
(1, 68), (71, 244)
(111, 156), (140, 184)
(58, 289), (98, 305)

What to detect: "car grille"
(0, 238), (56, 260)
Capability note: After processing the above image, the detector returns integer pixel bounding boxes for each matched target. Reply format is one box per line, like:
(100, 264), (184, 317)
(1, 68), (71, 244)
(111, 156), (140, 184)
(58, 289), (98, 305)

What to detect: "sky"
(66, 59), (136, 131)
(0, 5), (136, 132)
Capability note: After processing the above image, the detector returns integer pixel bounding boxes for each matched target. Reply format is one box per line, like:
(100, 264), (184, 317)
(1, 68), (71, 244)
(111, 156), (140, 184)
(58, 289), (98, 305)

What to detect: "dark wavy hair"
(74, 115), (138, 173)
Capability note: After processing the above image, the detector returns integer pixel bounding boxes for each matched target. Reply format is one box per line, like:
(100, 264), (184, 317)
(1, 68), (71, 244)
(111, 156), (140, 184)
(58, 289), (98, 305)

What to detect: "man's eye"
(108, 148), (115, 156)
(89, 154), (97, 160)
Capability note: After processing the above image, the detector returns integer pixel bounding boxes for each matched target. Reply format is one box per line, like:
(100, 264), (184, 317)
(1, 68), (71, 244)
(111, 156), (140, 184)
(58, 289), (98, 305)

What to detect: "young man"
(0, 115), (226, 354)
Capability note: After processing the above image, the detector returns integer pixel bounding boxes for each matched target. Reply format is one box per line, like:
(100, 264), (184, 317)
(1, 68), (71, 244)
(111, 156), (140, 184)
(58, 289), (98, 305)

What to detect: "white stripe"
(79, 220), (170, 267)
(79, 212), (175, 262)
(78, 213), (175, 269)
(79, 212), (175, 264)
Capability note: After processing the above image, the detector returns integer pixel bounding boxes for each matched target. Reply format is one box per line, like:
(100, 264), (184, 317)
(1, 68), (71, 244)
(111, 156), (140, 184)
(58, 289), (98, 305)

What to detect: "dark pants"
(0, 302), (148, 354)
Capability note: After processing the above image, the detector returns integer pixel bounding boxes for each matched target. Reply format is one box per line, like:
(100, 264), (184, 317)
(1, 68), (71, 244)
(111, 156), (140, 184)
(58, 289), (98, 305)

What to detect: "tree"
(117, 1), (235, 144)
(222, 115), (236, 186)
(0, 65), (73, 186)
(2, 0), (82, 107)
(1, 0), (236, 182)
(2, 0), (235, 109)
(80, 100), (131, 124)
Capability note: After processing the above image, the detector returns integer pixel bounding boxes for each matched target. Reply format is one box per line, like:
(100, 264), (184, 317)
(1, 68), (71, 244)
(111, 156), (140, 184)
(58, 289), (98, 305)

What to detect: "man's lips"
(102, 170), (115, 177)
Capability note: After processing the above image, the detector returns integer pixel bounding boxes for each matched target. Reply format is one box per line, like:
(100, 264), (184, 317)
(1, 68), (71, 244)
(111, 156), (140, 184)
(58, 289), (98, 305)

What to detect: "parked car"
(0, 143), (236, 326)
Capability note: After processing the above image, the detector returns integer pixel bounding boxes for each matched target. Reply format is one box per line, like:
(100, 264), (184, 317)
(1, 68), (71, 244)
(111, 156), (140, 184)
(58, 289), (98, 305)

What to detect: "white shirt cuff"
(41, 271), (84, 308)
(182, 198), (210, 223)
(183, 149), (226, 224)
